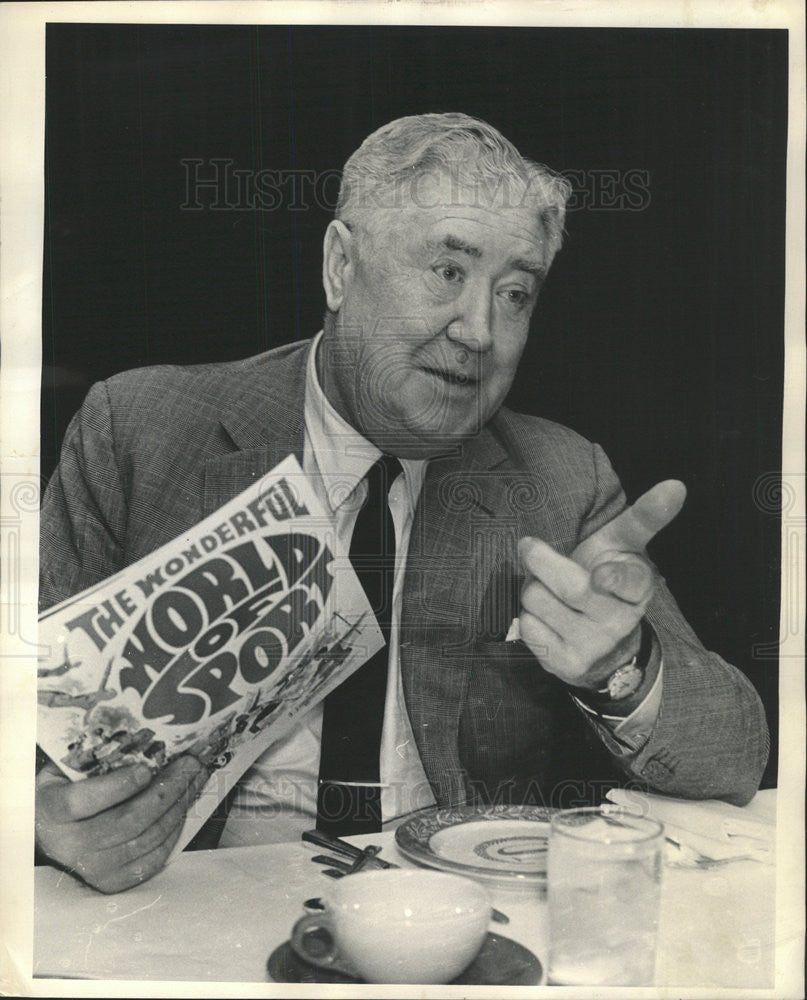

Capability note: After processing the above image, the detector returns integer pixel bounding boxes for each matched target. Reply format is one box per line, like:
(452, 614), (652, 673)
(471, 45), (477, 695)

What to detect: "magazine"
(37, 456), (383, 852)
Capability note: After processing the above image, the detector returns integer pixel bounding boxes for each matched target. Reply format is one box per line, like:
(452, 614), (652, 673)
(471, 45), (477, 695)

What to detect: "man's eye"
(434, 264), (464, 283)
(500, 288), (529, 310)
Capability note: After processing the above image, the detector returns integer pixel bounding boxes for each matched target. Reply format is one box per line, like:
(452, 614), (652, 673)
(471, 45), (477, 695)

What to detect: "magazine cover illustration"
(37, 456), (384, 850)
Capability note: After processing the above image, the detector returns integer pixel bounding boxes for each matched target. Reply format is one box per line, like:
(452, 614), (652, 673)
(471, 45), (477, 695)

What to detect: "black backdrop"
(43, 24), (786, 785)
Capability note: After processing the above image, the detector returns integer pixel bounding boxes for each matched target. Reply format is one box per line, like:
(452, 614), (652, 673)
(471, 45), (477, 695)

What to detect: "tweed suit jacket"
(40, 339), (769, 809)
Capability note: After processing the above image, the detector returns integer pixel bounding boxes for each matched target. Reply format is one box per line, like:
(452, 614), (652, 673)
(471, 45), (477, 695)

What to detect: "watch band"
(596, 619), (654, 700)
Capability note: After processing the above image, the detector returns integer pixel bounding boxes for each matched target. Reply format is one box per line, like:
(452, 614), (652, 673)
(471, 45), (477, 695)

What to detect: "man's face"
(319, 171), (551, 457)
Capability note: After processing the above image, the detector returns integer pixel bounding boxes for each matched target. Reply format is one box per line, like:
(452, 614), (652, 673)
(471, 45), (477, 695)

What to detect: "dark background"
(43, 24), (786, 786)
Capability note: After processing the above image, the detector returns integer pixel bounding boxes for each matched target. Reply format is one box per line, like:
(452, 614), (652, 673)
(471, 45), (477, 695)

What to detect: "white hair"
(335, 112), (571, 260)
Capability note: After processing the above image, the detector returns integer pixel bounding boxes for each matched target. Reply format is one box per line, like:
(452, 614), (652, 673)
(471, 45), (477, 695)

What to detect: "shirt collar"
(304, 331), (427, 513)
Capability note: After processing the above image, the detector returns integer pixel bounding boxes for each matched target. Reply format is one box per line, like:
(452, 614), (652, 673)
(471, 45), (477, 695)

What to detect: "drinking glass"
(547, 805), (664, 986)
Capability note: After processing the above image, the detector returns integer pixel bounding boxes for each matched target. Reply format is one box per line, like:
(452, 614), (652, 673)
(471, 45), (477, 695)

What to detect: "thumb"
(590, 553), (656, 605)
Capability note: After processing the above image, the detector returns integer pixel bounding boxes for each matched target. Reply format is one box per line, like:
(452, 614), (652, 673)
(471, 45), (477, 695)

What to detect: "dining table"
(31, 789), (779, 991)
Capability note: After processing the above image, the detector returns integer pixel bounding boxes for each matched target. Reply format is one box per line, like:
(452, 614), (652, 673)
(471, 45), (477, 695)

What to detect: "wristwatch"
(596, 620), (653, 701)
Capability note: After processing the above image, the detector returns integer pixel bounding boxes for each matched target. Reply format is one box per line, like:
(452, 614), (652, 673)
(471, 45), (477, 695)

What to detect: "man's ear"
(322, 220), (355, 312)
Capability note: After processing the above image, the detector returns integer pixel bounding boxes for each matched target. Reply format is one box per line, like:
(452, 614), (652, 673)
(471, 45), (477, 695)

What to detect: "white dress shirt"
(219, 333), (661, 846)
(220, 333), (435, 846)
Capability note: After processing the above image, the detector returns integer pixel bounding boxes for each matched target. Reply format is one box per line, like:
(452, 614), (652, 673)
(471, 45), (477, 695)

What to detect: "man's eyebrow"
(427, 235), (545, 279)
(427, 235), (483, 258)
(511, 257), (547, 279)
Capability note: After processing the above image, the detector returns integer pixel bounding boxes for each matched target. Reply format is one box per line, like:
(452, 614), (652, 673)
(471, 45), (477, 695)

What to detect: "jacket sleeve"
(40, 380), (128, 611)
(575, 443), (770, 806)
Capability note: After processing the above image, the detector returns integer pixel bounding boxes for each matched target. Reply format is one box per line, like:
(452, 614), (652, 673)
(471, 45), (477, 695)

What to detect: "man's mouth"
(419, 366), (479, 387)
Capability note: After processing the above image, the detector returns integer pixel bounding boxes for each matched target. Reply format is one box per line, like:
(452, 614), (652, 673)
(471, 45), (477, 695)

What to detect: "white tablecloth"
(32, 790), (777, 988)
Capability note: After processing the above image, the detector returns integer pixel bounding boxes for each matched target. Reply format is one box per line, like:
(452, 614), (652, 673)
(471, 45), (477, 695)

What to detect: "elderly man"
(36, 113), (768, 893)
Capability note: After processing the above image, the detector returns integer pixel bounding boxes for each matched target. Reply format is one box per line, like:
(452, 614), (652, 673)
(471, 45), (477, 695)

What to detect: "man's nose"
(446, 284), (493, 352)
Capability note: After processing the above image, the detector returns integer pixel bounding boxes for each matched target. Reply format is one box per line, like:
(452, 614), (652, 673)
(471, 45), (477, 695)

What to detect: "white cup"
(291, 868), (492, 983)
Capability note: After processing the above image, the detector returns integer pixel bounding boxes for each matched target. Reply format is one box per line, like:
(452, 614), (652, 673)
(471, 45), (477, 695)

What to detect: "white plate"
(395, 804), (555, 891)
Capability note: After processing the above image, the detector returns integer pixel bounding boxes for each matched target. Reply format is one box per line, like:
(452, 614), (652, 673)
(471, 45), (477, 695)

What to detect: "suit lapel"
(201, 342), (310, 516)
(196, 344), (539, 808)
(401, 425), (519, 805)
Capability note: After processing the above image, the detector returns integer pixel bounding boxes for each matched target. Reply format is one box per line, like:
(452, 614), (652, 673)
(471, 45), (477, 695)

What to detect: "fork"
(310, 845), (387, 875)
(665, 836), (754, 869)
(303, 829), (395, 869)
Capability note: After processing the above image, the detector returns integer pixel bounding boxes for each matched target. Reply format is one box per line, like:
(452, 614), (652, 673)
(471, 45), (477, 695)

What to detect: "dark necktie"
(316, 454), (403, 835)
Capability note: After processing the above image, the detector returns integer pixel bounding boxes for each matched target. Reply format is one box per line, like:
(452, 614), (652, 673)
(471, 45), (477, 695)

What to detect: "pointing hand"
(518, 481), (686, 688)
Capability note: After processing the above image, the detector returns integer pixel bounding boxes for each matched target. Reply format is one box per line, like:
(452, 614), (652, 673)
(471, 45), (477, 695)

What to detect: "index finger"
(39, 763), (153, 822)
(581, 480), (687, 563)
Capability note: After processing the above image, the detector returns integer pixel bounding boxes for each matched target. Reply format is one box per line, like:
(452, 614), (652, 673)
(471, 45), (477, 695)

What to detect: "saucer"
(267, 931), (543, 985)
